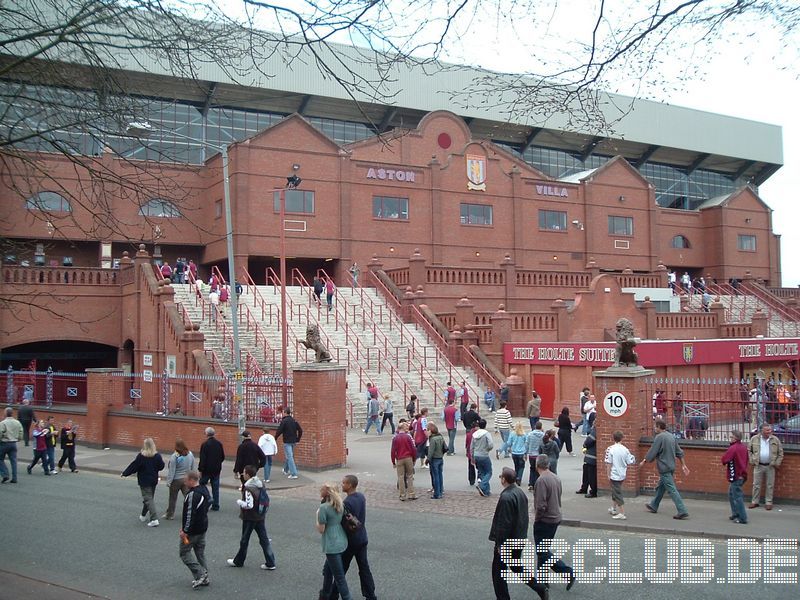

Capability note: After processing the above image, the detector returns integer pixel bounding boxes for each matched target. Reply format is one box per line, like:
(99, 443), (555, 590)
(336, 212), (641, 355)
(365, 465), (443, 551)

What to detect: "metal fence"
(2, 368), (292, 425)
(642, 377), (799, 442)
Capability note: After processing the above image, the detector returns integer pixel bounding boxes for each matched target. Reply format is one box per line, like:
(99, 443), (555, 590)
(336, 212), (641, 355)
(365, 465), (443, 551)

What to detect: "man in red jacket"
(721, 430), (749, 524)
(390, 422), (417, 501)
(443, 399), (459, 456)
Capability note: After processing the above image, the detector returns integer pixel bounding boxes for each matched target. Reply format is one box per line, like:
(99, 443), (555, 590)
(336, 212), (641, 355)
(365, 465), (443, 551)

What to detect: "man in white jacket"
(471, 419), (494, 497)
(605, 430), (636, 519)
(258, 427), (278, 483)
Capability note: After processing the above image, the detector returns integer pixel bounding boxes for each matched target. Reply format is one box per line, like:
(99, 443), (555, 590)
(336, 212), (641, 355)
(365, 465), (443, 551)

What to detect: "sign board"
(234, 371), (244, 381)
(166, 355), (177, 377)
(66, 387), (78, 397)
(188, 391), (203, 404)
(143, 354), (153, 367)
(130, 389), (142, 399)
(143, 369), (153, 383)
(603, 392), (628, 418)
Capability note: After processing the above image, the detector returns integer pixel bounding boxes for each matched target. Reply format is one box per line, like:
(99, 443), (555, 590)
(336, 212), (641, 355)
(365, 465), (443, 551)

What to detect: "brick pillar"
(551, 299), (568, 340)
(455, 297), (475, 331)
(489, 305), (511, 355)
(592, 365), (655, 496)
(291, 362), (347, 470)
(751, 309), (769, 337)
(640, 297), (657, 339)
(505, 368), (526, 416)
(85, 368), (124, 447)
(501, 254), (516, 309)
(408, 248), (426, 291)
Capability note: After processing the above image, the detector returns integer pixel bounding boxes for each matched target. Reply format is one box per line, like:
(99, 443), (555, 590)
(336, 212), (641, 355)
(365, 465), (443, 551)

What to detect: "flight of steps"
(686, 293), (800, 337)
(173, 283), (490, 427)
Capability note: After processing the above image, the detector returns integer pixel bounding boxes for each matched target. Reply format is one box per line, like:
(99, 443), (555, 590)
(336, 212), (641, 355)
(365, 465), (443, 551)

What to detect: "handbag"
(342, 506), (362, 535)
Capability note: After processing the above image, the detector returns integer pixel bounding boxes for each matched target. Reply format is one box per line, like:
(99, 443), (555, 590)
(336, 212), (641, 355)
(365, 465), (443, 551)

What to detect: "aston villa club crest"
(466, 154), (486, 191)
(683, 344), (694, 363)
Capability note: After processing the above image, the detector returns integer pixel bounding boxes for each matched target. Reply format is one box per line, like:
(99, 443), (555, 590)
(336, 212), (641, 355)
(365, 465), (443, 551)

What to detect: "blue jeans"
(529, 417), (540, 431)
(728, 478), (747, 522)
(447, 429), (456, 454)
(321, 552), (352, 600)
(263, 455), (273, 482)
(474, 455), (492, 496)
(581, 414), (589, 435)
(0, 441), (18, 481)
(499, 430), (510, 456)
(651, 471), (687, 515)
(46, 446), (56, 472)
(199, 473), (220, 509)
(232, 519), (275, 567)
(364, 416), (379, 434)
(283, 442), (298, 477)
(429, 457), (444, 498)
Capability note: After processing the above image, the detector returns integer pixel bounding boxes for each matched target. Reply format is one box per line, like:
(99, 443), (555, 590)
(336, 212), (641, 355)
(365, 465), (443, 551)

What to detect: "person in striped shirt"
(494, 402), (513, 459)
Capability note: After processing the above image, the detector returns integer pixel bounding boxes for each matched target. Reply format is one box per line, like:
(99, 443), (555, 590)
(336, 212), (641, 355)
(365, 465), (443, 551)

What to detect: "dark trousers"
(529, 416), (540, 430)
(447, 428), (456, 454)
(29, 449), (49, 474)
(179, 532), (208, 579)
(330, 542), (376, 600)
(232, 519), (276, 567)
(20, 421), (31, 446)
(58, 446), (76, 471)
(380, 412), (395, 434)
(320, 552), (351, 600)
(557, 429), (572, 454)
(579, 463), (597, 494)
(200, 473), (221, 509)
(492, 545), (547, 600)
(528, 457), (540, 488)
(468, 459), (476, 486)
(512, 454), (526, 485)
(534, 521), (573, 578)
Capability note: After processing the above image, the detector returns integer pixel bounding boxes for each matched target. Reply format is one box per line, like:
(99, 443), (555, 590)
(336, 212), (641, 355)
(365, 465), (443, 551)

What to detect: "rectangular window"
(372, 196), (409, 220)
(608, 215), (633, 236)
(538, 210), (567, 231)
(738, 234), (757, 251)
(460, 203), (493, 226)
(273, 190), (315, 214)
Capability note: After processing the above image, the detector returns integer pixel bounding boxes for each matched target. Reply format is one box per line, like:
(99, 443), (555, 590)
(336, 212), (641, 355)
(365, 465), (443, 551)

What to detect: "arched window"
(26, 191), (71, 212)
(139, 198), (182, 218)
(671, 235), (690, 249)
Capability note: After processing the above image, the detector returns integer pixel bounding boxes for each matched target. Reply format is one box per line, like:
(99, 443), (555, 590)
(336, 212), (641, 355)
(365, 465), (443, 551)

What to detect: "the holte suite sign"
(504, 339), (800, 368)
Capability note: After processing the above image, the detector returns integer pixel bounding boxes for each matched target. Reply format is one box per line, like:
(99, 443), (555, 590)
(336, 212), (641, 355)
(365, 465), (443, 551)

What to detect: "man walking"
(258, 426), (278, 482)
(390, 422), (417, 501)
(233, 430), (264, 486)
(494, 401), (513, 458)
(0, 407), (23, 483)
(364, 394), (381, 435)
(17, 399), (35, 447)
(442, 398), (459, 455)
(44, 415), (58, 474)
(199, 427), (225, 511)
(461, 402), (480, 432)
(527, 391), (541, 430)
(57, 419), (79, 473)
(490, 466), (548, 600)
(180, 470), (211, 589)
(472, 419), (494, 497)
(275, 407), (302, 479)
(575, 424), (597, 498)
(330, 475), (377, 600)
(533, 455), (576, 590)
(604, 431), (636, 520)
(721, 431), (749, 524)
(640, 419), (690, 519)
(227, 464), (277, 570)
(578, 387), (590, 435)
(748, 423), (784, 510)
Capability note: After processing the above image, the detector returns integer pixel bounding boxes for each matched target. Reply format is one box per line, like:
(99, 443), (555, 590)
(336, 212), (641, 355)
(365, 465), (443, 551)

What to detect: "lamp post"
(127, 123), (245, 436)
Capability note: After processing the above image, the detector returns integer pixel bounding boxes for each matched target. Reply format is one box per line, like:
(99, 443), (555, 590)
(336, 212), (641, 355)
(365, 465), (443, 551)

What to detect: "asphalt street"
(1, 469), (798, 600)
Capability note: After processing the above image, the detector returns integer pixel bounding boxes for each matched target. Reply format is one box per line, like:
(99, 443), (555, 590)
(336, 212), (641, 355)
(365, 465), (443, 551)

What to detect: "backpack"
(257, 486), (270, 516)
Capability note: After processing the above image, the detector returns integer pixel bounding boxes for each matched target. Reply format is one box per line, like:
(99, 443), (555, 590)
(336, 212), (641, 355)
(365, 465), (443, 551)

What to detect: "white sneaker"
(265, 479), (270, 483)
(608, 507), (618, 515)
(51, 469), (59, 474)
(288, 475), (298, 479)
(260, 564), (276, 570)
(147, 519), (160, 527)
(612, 513), (627, 520)
(138, 515), (149, 522)
(227, 559), (239, 567)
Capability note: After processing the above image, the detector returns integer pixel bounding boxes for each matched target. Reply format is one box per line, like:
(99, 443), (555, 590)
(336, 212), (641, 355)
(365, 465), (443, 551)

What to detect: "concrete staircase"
(686, 293), (800, 337)
(173, 283), (489, 427)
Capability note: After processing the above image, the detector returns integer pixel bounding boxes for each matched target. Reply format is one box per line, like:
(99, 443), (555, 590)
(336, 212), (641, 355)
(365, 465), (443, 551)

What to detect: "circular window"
(437, 133), (452, 149)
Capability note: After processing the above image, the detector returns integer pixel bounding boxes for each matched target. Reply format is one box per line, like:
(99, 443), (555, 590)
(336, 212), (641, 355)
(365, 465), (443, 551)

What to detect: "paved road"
(1, 470), (797, 600)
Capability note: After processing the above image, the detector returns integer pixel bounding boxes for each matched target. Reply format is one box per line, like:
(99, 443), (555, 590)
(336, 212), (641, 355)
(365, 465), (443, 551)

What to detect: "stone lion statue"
(613, 318), (639, 367)
(300, 324), (332, 362)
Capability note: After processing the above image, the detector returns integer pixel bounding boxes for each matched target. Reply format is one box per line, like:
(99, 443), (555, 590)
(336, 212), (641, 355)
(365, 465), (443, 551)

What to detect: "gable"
(580, 156), (651, 190)
(246, 113), (343, 153)
(719, 186), (772, 212)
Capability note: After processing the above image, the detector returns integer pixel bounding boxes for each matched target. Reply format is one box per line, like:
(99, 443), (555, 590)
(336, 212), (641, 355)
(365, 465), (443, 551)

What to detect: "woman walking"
(426, 423), (446, 499)
(164, 438), (196, 520)
(557, 407), (575, 456)
(121, 437), (165, 527)
(500, 421), (528, 485)
(27, 420), (50, 475)
(316, 483), (352, 600)
(380, 393), (395, 434)
(540, 430), (561, 475)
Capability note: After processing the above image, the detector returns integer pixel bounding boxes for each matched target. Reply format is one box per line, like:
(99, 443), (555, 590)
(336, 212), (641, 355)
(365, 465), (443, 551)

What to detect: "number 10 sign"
(603, 392), (628, 417)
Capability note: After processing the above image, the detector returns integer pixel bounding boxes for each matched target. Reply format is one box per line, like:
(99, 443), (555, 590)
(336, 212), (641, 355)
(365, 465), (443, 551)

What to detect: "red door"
(533, 373), (556, 419)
